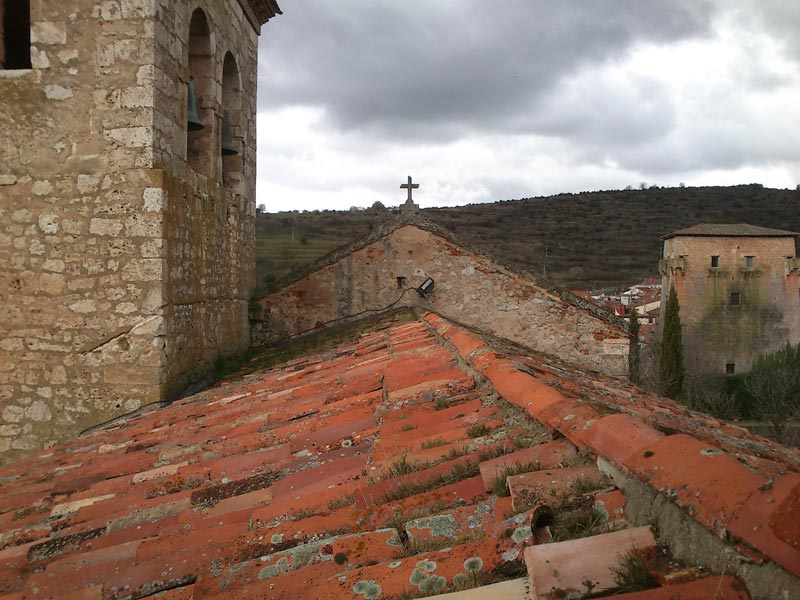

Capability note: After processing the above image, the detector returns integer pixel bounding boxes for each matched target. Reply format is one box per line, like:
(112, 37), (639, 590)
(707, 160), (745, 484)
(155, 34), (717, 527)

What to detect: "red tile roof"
(0, 312), (796, 598)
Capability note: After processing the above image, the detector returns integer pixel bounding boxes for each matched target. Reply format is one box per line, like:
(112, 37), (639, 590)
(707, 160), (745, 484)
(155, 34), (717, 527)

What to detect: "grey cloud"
(258, 1), (713, 140)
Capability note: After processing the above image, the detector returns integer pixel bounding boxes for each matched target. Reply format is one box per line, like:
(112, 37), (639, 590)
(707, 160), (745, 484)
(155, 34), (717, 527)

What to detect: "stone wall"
(255, 225), (630, 376)
(153, 0), (259, 396)
(0, 0), (263, 463)
(661, 235), (800, 374)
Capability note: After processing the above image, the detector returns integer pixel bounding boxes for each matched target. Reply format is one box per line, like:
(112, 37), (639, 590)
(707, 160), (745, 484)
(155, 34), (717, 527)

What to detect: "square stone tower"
(659, 223), (800, 375)
(0, 0), (280, 461)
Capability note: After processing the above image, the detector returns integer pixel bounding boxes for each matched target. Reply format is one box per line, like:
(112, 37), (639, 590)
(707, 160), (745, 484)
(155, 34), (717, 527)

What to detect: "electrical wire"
(271, 286), (418, 342)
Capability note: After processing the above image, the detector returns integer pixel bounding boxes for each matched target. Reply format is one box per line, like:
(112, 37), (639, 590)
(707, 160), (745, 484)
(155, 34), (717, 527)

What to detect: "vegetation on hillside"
(255, 184), (800, 294)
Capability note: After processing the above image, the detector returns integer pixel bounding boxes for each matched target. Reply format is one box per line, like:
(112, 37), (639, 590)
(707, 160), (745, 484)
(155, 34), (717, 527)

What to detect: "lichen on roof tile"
(0, 312), (795, 598)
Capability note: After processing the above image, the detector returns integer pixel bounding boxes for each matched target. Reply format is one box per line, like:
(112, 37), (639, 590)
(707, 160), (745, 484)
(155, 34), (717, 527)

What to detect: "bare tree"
(744, 344), (800, 443)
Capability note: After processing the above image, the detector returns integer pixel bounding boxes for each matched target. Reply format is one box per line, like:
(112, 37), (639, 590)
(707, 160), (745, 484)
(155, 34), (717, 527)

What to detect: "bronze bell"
(187, 81), (204, 131)
(221, 110), (238, 156)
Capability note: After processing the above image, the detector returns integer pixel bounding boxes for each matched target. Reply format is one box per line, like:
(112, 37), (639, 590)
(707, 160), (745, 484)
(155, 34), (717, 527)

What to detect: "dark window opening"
(745, 256), (754, 268)
(1, 0), (32, 69)
(710, 255), (719, 268)
(396, 276), (406, 289)
(187, 8), (212, 175)
(730, 292), (741, 306)
(725, 363), (735, 375)
(221, 52), (243, 191)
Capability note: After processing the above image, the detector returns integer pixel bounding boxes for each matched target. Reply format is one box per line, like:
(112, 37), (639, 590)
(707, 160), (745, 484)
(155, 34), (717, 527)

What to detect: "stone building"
(0, 0), (280, 461)
(659, 223), (800, 374)
(255, 212), (631, 377)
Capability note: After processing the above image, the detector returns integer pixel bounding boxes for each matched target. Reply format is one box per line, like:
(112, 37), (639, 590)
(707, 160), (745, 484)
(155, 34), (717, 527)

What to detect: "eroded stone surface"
(256, 223), (630, 376)
(0, 0), (275, 461)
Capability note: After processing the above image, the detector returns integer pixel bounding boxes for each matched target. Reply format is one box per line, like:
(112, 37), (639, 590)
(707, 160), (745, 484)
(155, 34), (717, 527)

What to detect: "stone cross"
(400, 176), (419, 203)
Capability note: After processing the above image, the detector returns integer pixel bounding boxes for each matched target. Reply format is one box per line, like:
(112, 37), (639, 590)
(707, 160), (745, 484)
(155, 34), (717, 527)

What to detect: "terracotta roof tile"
(727, 472), (800, 577)
(478, 440), (578, 492)
(508, 465), (605, 512)
(580, 413), (665, 465)
(524, 525), (657, 598)
(0, 312), (793, 598)
(604, 575), (750, 599)
(624, 435), (766, 536)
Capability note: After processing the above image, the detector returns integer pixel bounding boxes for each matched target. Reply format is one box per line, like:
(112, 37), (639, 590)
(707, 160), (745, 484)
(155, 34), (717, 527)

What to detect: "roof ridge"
(258, 214), (626, 332)
(662, 222), (800, 239)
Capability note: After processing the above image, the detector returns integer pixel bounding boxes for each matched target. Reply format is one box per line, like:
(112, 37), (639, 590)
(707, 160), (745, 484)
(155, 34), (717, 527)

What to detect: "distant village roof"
(0, 311), (797, 598)
(662, 223), (800, 239)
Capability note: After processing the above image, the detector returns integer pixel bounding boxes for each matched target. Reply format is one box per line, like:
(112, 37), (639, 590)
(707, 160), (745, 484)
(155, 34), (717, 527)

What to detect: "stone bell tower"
(0, 0), (281, 462)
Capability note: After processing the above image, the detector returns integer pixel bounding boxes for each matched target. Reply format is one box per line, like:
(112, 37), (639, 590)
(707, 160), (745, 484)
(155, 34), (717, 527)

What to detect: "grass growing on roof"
(380, 446), (509, 503)
(466, 423), (492, 438)
(289, 506), (318, 521)
(550, 500), (606, 542)
(328, 493), (355, 511)
(609, 550), (659, 594)
(489, 461), (541, 497)
(393, 530), (485, 558)
(433, 397), (450, 411)
(384, 454), (431, 479)
(420, 437), (448, 449)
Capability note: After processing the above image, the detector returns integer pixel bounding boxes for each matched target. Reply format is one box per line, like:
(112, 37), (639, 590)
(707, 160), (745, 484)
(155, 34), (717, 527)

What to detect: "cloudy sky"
(255, 1), (800, 212)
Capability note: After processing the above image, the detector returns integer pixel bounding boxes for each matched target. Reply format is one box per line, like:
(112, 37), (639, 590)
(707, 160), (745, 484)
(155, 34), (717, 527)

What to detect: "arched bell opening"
(186, 8), (213, 176)
(221, 51), (243, 194)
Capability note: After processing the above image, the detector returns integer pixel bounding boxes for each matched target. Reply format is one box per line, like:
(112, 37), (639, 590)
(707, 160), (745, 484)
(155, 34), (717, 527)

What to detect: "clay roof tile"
(0, 312), (793, 598)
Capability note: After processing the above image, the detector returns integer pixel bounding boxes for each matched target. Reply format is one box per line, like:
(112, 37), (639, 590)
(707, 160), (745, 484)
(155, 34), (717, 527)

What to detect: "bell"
(187, 81), (204, 131)
(221, 110), (238, 156)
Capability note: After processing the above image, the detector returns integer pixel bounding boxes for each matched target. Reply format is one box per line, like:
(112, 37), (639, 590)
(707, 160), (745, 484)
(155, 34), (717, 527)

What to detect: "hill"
(255, 184), (800, 295)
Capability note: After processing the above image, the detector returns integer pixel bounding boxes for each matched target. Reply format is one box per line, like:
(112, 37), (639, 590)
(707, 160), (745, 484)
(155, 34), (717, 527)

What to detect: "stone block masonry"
(660, 226), (800, 374)
(0, 0), (276, 463)
(256, 223), (630, 377)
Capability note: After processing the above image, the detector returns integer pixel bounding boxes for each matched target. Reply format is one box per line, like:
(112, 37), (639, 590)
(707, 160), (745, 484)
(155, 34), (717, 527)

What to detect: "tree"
(659, 285), (685, 399)
(628, 308), (641, 385)
(744, 343), (800, 443)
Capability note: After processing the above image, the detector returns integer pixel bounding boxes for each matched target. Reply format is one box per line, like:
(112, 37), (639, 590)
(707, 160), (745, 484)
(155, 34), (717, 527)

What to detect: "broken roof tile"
(524, 526), (657, 598)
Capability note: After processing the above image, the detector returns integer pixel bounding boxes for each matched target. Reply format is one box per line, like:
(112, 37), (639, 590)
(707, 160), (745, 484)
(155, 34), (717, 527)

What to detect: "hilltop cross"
(400, 175), (419, 202)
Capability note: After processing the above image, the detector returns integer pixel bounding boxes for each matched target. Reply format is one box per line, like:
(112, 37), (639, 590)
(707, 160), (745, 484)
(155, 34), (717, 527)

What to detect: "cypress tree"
(628, 307), (641, 385)
(660, 285), (685, 399)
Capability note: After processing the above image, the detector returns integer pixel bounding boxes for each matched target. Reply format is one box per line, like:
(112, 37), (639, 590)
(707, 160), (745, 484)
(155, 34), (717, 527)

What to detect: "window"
(1, 0), (32, 69)
(187, 9), (212, 175)
(396, 276), (406, 289)
(710, 256), (719, 268)
(221, 52), (243, 191)
(745, 256), (754, 268)
(730, 292), (741, 306)
(725, 363), (735, 375)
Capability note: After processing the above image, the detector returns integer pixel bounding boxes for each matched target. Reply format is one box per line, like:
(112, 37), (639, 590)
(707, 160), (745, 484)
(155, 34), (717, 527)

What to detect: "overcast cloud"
(255, 1), (800, 211)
